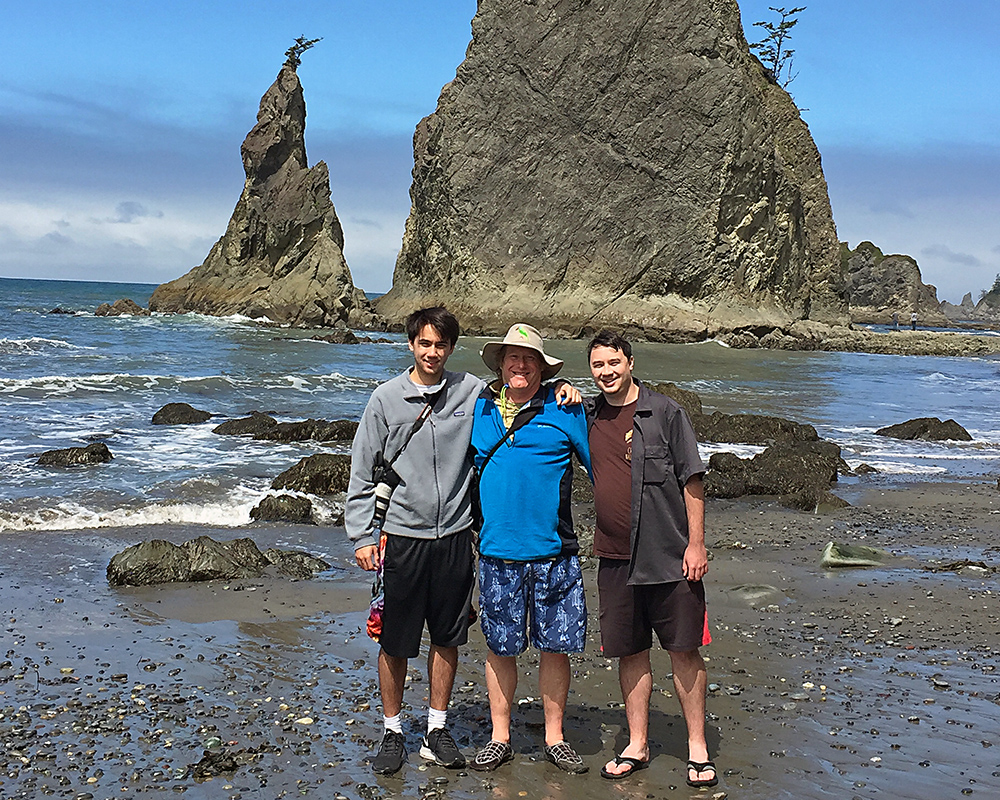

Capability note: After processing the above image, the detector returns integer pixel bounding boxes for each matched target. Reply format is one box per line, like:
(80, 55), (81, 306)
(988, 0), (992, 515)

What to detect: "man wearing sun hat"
(469, 323), (593, 775)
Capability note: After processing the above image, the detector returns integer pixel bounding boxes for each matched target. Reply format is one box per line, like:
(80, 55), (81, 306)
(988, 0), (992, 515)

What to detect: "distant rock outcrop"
(376, 0), (847, 339)
(149, 59), (377, 329)
(843, 241), (947, 326)
(96, 298), (150, 317)
(941, 281), (1000, 325)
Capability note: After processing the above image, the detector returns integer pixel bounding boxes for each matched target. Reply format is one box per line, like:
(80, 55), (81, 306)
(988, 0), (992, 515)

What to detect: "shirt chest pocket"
(642, 445), (674, 484)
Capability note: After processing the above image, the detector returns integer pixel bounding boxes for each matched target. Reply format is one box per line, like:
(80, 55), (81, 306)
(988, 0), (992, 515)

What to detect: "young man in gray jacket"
(346, 307), (577, 775)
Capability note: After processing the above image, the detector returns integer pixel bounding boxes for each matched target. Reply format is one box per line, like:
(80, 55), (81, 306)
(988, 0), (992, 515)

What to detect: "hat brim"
(481, 342), (563, 381)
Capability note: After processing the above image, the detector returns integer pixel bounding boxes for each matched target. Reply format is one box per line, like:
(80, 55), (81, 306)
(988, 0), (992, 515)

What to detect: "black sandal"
(686, 759), (718, 787)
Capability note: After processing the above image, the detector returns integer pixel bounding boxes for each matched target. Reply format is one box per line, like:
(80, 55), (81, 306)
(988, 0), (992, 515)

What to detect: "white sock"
(427, 707), (448, 733)
(384, 713), (402, 735)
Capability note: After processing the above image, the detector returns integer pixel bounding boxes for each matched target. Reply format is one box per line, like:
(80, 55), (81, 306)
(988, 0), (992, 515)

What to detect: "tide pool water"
(2, 277), (998, 533)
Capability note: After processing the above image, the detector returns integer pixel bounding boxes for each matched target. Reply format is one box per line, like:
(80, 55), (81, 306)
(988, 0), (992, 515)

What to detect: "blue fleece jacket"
(472, 384), (592, 561)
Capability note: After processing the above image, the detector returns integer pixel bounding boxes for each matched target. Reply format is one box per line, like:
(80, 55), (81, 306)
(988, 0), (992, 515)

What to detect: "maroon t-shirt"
(590, 400), (637, 559)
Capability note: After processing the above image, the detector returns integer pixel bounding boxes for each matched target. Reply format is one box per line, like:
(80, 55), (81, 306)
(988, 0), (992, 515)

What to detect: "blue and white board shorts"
(478, 554), (587, 656)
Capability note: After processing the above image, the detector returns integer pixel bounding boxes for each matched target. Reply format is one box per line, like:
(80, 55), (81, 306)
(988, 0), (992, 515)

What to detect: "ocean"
(2, 276), (999, 536)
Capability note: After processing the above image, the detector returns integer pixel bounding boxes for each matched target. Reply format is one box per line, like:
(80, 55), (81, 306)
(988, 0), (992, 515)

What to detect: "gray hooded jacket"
(345, 368), (485, 550)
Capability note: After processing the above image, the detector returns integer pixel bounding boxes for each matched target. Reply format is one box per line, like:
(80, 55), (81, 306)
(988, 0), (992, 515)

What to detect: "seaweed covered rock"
(250, 493), (314, 524)
(694, 412), (818, 445)
(38, 442), (113, 467)
(107, 536), (329, 586)
(645, 381), (703, 419)
(254, 419), (358, 443)
(213, 412), (278, 436)
(152, 402), (212, 425)
(271, 453), (352, 494)
(875, 417), (972, 442)
(705, 440), (848, 510)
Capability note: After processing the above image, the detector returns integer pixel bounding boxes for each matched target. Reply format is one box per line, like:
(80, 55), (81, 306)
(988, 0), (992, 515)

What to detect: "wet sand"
(2, 480), (1000, 799)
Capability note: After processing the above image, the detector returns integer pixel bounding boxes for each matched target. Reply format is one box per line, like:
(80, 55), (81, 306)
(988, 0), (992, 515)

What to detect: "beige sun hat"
(481, 323), (564, 380)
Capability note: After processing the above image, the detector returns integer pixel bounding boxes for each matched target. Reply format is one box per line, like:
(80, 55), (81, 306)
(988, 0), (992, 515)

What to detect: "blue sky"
(1, 1), (997, 303)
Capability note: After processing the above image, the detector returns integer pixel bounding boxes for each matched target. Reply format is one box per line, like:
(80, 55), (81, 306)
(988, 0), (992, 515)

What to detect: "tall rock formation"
(149, 61), (376, 328)
(376, 0), (847, 339)
(843, 241), (947, 326)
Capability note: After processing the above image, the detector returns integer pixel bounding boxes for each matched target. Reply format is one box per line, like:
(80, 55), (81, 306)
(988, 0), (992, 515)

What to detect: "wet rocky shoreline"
(3, 481), (1000, 799)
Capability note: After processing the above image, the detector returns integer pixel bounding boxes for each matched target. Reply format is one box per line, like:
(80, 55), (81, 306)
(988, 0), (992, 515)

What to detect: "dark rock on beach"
(694, 411), (818, 446)
(151, 402), (212, 425)
(254, 418), (358, 443)
(107, 539), (193, 586)
(95, 298), (151, 317)
(213, 414), (358, 443)
(645, 381), (703, 418)
(876, 417), (973, 442)
(311, 331), (394, 344)
(107, 536), (329, 586)
(705, 440), (848, 510)
(377, 0), (846, 337)
(250, 493), (314, 524)
(212, 411), (278, 436)
(37, 441), (113, 467)
(271, 453), (351, 495)
(646, 381), (817, 445)
(148, 56), (377, 329)
(263, 548), (330, 578)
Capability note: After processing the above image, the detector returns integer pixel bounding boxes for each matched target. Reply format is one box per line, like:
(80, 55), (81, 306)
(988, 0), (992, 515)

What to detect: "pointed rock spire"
(150, 60), (376, 329)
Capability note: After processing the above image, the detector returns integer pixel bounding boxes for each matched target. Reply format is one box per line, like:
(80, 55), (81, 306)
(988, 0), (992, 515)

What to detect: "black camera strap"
(478, 402), (541, 475)
(384, 384), (448, 469)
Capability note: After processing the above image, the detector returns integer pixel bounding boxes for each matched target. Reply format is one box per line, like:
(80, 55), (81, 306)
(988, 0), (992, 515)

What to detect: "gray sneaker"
(372, 730), (407, 775)
(419, 727), (466, 768)
(544, 740), (589, 774)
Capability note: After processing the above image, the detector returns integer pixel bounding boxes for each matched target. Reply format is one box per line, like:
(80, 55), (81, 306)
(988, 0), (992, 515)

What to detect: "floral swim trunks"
(478, 554), (586, 656)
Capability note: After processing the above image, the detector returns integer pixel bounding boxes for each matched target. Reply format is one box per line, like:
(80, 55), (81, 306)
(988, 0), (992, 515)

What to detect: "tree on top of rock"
(284, 35), (322, 68)
(750, 6), (806, 88)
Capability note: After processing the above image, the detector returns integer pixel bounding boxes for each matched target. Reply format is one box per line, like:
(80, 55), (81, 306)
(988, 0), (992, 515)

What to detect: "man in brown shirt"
(586, 330), (716, 788)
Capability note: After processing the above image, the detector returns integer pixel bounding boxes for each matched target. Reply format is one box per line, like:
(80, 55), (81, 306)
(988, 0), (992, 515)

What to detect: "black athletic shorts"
(597, 558), (708, 658)
(379, 529), (475, 659)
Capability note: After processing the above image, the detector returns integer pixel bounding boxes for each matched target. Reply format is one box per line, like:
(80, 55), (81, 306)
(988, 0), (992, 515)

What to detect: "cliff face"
(376, 0), (846, 339)
(843, 241), (948, 326)
(149, 64), (375, 328)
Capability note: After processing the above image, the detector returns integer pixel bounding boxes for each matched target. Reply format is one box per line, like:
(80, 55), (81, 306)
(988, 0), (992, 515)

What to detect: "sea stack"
(149, 55), (376, 328)
(843, 241), (948, 326)
(376, 0), (847, 339)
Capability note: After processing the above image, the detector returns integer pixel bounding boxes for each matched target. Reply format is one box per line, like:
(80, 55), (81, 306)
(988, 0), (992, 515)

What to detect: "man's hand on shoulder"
(682, 542), (708, 582)
(355, 544), (380, 571)
(553, 379), (582, 406)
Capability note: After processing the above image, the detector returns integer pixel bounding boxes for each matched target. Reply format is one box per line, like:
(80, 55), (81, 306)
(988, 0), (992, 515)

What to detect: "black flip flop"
(686, 759), (719, 787)
(600, 754), (649, 780)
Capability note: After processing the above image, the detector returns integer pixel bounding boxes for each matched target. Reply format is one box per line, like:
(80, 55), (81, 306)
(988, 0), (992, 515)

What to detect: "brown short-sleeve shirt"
(590, 400), (637, 559)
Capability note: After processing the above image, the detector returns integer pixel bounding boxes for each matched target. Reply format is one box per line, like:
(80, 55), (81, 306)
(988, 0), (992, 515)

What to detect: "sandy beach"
(3, 480), (1000, 800)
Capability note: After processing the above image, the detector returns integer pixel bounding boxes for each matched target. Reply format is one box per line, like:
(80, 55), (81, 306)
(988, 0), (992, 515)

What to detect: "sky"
(1, 1), (997, 303)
